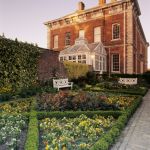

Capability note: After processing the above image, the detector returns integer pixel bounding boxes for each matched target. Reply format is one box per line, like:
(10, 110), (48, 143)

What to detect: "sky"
(0, 0), (150, 68)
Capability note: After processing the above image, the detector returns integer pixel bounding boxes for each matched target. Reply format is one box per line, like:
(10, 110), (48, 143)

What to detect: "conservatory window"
(82, 55), (86, 59)
(69, 56), (72, 60)
(73, 56), (76, 60)
(78, 55), (81, 60)
(60, 57), (63, 62)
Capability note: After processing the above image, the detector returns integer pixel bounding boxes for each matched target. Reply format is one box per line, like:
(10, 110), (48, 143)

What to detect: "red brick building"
(44, 0), (149, 74)
(38, 48), (67, 82)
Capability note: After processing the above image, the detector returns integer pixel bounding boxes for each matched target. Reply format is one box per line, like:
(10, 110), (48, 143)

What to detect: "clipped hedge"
(143, 71), (150, 84)
(0, 37), (40, 90)
(37, 111), (122, 120)
(63, 61), (89, 79)
(91, 96), (143, 150)
(25, 98), (39, 150)
(85, 87), (148, 96)
(25, 111), (39, 150)
(110, 74), (142, 79)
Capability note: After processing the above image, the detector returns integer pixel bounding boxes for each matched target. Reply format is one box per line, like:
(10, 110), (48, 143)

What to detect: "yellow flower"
(45, 144), (49, 150)
(62, 146), (67, 150)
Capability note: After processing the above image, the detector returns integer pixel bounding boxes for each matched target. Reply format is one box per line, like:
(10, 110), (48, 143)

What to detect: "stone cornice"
(44, 0), (129, 27)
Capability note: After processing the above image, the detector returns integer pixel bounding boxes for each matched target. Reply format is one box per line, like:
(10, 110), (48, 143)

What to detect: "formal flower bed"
(85, 82), (148, 96)
(37, 91), (136, 111)
(39, 114), (115, 150)
(0, 100), (31, 113)
(0, 114), (28, 150)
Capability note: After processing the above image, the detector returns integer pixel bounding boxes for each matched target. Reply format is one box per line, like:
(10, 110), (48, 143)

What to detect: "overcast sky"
(0, 0), (149, 68)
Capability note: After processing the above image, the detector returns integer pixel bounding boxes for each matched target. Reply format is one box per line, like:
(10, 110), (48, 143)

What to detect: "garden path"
(111, 89), (150, 150)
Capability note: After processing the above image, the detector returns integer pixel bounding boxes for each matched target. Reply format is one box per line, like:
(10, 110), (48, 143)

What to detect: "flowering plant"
(0, 114), (27, 149)
(40, 114), (115, 150)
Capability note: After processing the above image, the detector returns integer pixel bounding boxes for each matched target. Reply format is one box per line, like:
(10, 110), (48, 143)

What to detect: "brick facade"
(45, 0), (149, 74)
(38, 49), (67, 81)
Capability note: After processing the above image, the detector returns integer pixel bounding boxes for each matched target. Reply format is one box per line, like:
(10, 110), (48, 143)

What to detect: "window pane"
(94, 27), (101, 42)
(73, 56), (76, 60)
(113, 24), (120, 39)
(78, 55), (81, 59)
(82, 55), (86, 59)
(69, 56), (72, 60)
(65, 32), (71, 46)
(64, 56), (67, 60)
(79, 30), (85, 38)
(60, 57), (63, 61)
(112, 54), (120, 72)
(82, 60), (86, 64)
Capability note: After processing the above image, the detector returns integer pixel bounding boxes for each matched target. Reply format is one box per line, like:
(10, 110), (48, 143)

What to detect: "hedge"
(63, 61), (89, 79)
(85, 87), (148, 96)
(37, 111), (122, 120)
(25, 98), (39, 150)
(0, 37), (40, 90)
(91, 96), (142, 150)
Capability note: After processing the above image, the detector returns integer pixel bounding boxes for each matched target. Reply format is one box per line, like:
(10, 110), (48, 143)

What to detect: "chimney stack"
(78, 2), (85, 11)
(111, 0), (117, 3)
(99, 0), (106, 6)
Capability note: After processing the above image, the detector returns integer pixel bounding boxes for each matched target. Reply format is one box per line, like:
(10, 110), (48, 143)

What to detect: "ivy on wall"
(0, 37), (40, 90)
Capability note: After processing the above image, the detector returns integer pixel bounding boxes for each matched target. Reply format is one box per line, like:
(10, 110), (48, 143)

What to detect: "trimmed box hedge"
(85, 87), (148, 96)
(18, 95), (144, 150)
(91, 96), (142, 150)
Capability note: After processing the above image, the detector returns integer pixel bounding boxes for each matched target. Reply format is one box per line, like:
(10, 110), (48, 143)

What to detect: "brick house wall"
(45, 0), (149, 74)
(37, 49), (67, 82)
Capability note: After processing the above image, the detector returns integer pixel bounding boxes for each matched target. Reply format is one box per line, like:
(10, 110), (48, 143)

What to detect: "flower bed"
(0, 99), (31, 113)
(85, 82), (148, 96)
(39, 114), (115, 150)
(0, 114), (28, 150)
(37, 91), (136, 111)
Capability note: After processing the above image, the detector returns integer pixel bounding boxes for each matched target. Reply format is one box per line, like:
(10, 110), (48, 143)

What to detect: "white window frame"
(111, 54), (120, 73)
(65, 32), (71, 46)
(112, 23), (120, 40)
(94, 26), (101, 43)
(54, 35), (58, 48)
(79, 30), (85, 38)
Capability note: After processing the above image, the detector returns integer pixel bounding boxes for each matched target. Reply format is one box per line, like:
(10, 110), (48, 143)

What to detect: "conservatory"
(59, 38), (107, 73)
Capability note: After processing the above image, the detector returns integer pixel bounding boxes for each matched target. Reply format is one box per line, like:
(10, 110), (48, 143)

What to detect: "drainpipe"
(109, 48), (111, 77)
(123, 4), (126, 74)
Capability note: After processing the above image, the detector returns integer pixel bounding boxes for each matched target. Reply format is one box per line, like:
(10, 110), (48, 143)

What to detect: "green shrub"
(0, 93), (13, 102)
(25, 111), (39, 150)
(37, 111), (121, 120)
(143, 71), (150, 84)
(0, 37), (40, 90)
(91, 139), (109, 150)
(86, 71), (97, 85)
(63, 61), (89, 79)
(25, 99), (39, 150)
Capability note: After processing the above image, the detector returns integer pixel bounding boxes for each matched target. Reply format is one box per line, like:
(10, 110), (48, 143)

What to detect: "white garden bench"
(118, 78), (137, 85)
(53, 78), (73, 91)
